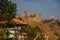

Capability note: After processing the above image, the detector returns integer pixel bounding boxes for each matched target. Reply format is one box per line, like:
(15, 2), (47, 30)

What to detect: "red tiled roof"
(0, 21), (7, 24)
(10, 18), (27, 25)
(0, 18), (27, 25)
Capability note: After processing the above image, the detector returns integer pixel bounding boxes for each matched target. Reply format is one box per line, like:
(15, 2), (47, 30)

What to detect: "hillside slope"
(43, 19), (60, 38)
(18, 13), (59, 40)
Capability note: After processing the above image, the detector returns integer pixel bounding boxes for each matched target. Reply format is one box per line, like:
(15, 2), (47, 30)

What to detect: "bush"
(0, 28), (7, 39)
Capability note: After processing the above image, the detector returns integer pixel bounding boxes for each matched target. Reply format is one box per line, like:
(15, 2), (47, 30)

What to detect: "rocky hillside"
(18, 13), (59, 40)
(43, 19), (60, 37)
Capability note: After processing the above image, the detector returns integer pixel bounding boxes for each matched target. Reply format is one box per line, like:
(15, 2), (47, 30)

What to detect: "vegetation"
(0, 28), (7, 39)
(0, 0), (60, 40)
(43, 18), (60, 40)
(22, 25), (45, 40)
(0, 0), (16, 20)
(0, 0), (17, 40)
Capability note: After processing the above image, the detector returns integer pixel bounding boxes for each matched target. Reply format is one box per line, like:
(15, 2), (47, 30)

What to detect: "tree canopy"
(0, 0), (16, 20)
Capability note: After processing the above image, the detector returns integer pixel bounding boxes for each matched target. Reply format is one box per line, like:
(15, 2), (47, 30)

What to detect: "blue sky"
(11, 0), (60, 19)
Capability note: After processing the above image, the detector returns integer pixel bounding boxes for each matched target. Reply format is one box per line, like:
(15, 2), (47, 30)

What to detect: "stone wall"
(19, 13), (42, 24)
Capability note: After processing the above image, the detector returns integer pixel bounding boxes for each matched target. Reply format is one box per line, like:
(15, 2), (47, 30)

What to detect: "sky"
(11, 0), (60, 19)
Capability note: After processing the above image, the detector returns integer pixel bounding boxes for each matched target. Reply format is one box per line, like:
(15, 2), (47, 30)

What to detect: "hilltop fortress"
(19, 13), (42, 24)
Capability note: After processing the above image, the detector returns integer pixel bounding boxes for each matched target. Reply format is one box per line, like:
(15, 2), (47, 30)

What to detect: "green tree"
(0, 0), (16, 20)
(0, 28), (7, 39)
(22, 25), (36, 40)
(22, 25), (45, 40)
